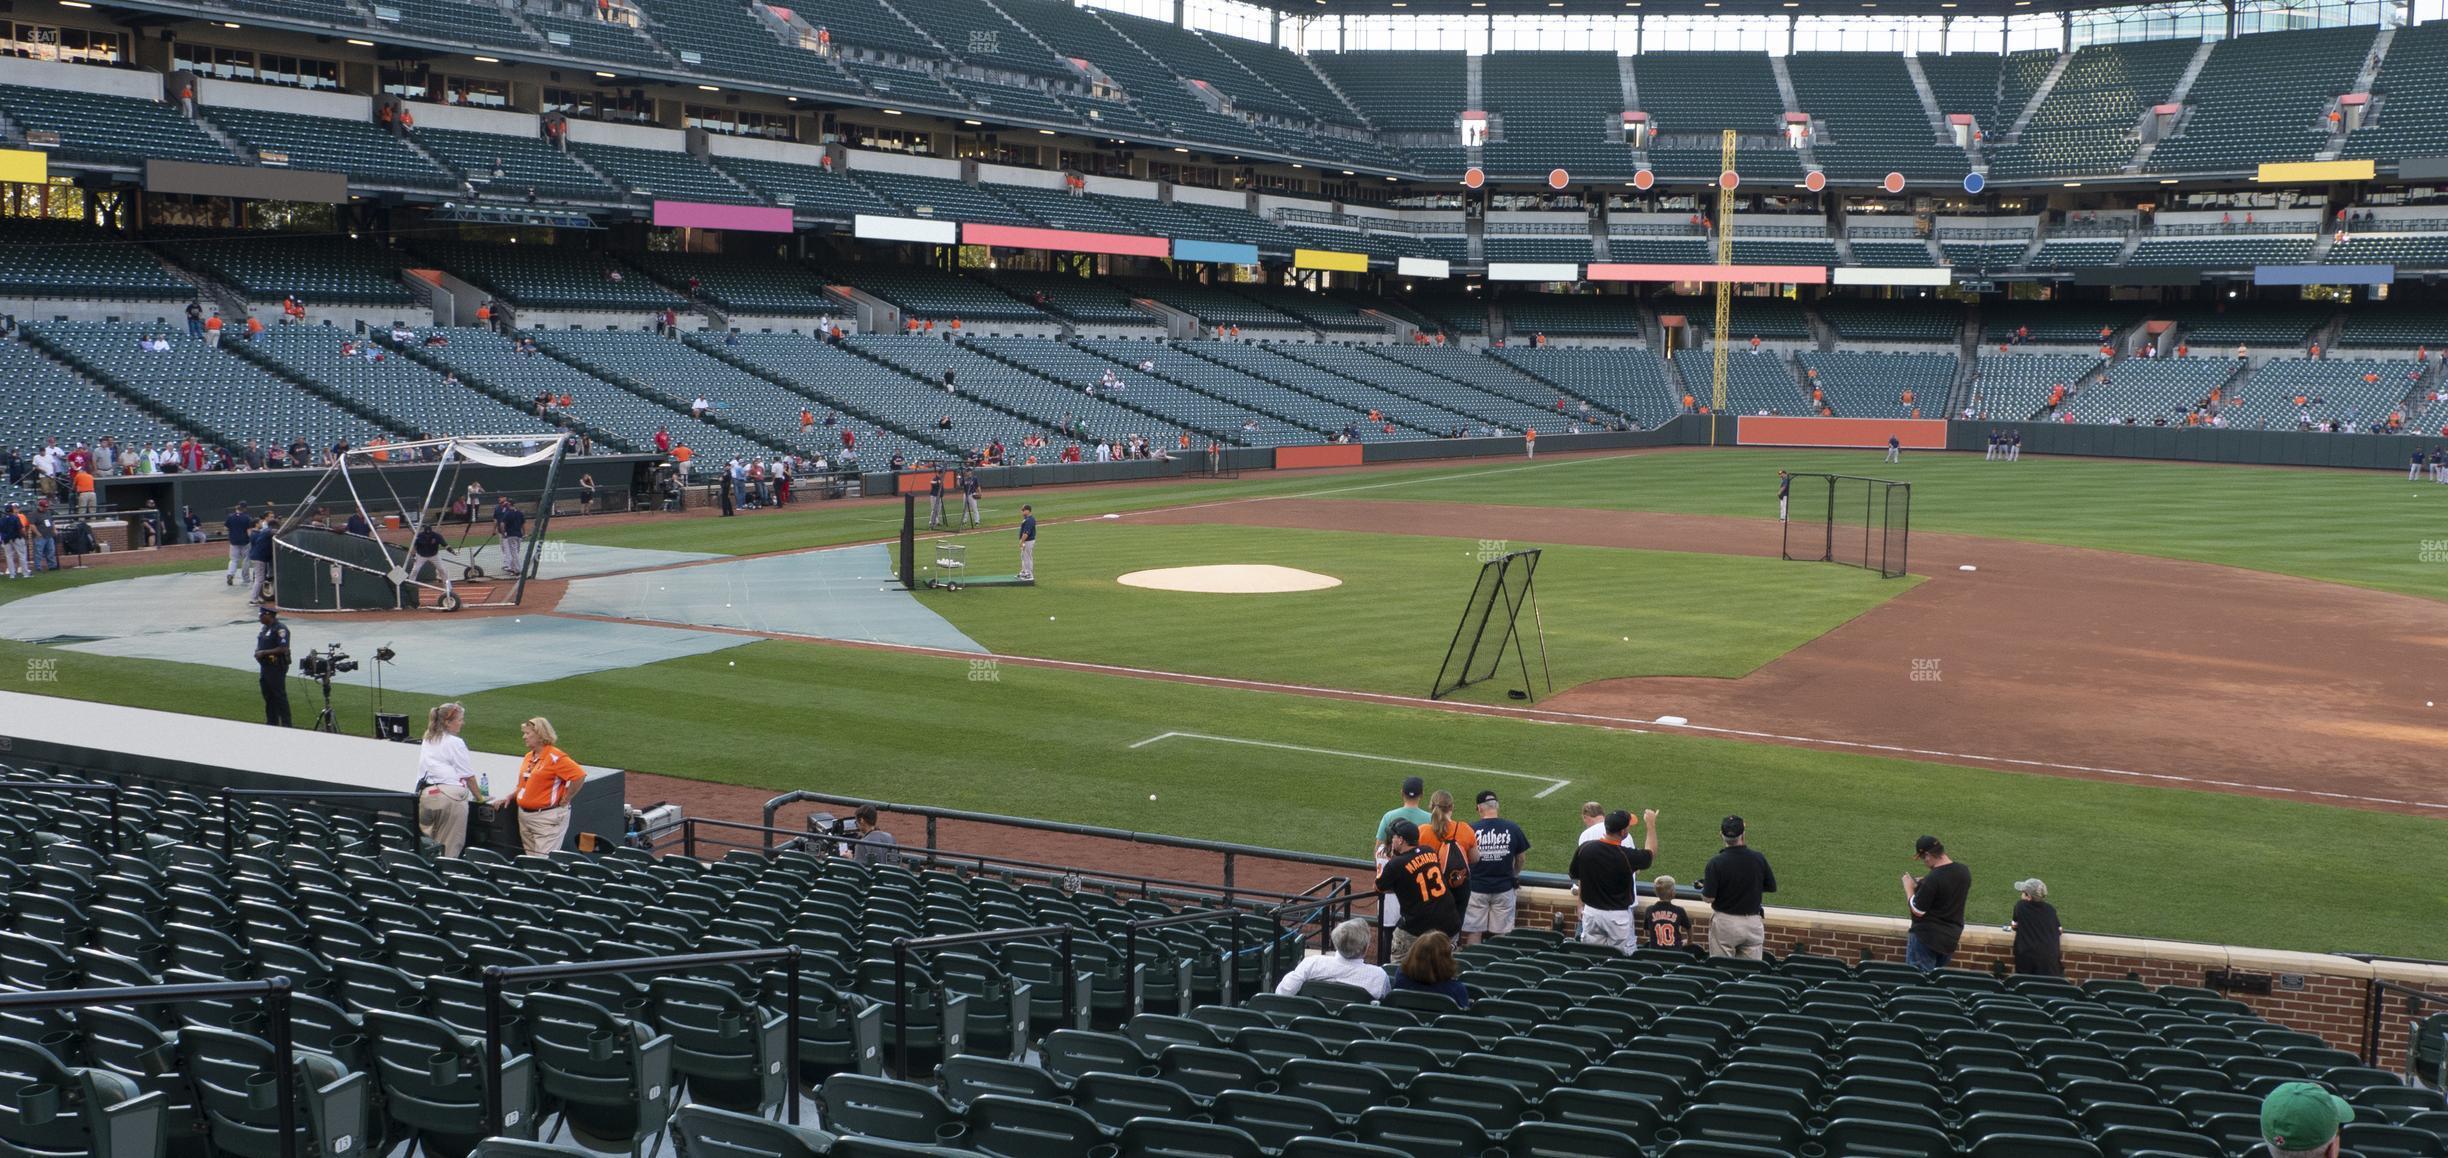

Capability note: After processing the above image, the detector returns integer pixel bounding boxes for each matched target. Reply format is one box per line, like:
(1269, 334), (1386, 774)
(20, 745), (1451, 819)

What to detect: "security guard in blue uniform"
(254, 603), (292, 727)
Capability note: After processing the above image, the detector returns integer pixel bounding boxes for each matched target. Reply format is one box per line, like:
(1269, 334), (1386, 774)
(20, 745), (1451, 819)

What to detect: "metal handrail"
(0, 978), (300, 1157)
(684, 816), (1331, 910)
(888, 925), (1073, 1078)
(480, 946), (804, 1137)
(1121, 898), (1319, 1012)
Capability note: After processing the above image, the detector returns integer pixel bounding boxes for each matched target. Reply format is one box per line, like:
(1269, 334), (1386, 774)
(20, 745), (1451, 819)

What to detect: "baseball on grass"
(1148, 794), (1158, 801)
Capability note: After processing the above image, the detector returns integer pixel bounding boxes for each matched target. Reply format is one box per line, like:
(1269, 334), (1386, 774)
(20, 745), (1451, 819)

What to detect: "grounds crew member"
(255, 603), (292, 727)
(927, 469), (946, 529)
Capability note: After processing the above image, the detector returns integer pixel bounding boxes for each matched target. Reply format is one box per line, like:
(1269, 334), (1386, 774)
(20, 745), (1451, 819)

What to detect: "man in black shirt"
(254, 604), (292, 727)
(1374, 819), (1461, 966)
(1568, 809), (1656, 954)
(1902, 835), (1970, 971)
(1700, 815), (1777, 961)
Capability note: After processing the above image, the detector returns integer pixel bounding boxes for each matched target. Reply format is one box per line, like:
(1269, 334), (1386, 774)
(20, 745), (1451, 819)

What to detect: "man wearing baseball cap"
(1462, 789), (1530, 944)
(1700, 815), (1777, 960)
(2260, 1081), (2353, 1156)
(1375, 817), (1462, 967)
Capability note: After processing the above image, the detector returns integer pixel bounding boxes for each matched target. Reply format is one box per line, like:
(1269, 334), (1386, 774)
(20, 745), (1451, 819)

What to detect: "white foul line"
(1129, 730), (1574, 798)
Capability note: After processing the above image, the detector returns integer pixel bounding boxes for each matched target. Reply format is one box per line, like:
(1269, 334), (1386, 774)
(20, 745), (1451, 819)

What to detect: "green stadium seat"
(363, 1008), (539, 1155)
(0, 1034), (167, 1158)
(1070, 1071), (1202, 1135)
(521, 992), (681, 1153)
(962, 1094), (1105, 1158)
(179, 1024), (373, 1158)
(670, 1103), (836, 1158)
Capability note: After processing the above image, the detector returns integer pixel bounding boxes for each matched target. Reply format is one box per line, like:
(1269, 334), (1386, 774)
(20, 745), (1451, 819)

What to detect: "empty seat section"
(1673, 348), (1808, 414)
(2148, 26), (2376, 173)
(0, 84), (235, 167)
(2229, 358), (2419, 429)
(1077, 338), (1361, 438)
(1490, 347), (1679, 426)
(1971, 352), (2103, 418)
(832, 264), (1044, 323)
(405, 326), (719, 459)
(1816, 299), (1963, 344)
(1480, 52), (1641, 180)
(2343, 22), (2448, 163)
(535, 330), (845, 460)
(240, 325), (564, 439)
(1990, 40), (2196, 179)
(708, 156), (893, 218)
(1798, 350), (1959, 416)
(2066, 357), (2241, 424)
(571, 142), (766, 204)
(162, 232), (415, 306)
(1788, 53), (1969, 181)
(202, 106), (455, 189)
(965, 337), (1279, 443)
(411, 241), (684, 311)
(630, 253), (851, 316)
(0, 222), (190, 299)
(28, 322), (392, 452)
(713, 332), (1030, 461)
(416, 127), (622, 201)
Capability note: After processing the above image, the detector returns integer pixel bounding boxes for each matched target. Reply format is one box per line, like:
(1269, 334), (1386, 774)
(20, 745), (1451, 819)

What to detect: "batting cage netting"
(1782, 473), (1911, 579)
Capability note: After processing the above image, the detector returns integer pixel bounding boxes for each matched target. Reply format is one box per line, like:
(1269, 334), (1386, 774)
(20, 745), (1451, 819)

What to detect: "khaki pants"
(418, 783), (473, 856)
(1709, 911), (1766, 960)
(518, 804), (571, 856)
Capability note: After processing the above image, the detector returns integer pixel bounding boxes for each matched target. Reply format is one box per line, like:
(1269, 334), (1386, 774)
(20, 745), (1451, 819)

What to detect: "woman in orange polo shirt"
(512, 716), (585, 855)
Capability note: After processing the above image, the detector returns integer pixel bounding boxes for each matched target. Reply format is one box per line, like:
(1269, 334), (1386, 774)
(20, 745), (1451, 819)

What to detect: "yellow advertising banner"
(0, 150), (49, 185)
(1292, 248), (1369, 273)
(2254, 160), (2375, 184)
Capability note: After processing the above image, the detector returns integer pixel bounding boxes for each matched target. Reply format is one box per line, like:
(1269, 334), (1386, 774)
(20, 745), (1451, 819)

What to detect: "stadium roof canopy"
(1286, 0), (2217, 16)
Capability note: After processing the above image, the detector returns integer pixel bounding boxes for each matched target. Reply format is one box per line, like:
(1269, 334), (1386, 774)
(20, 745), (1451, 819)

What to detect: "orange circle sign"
(1633, 169), (1655, 191)
(1884, 171), (1907, 194)
(1463, 167), (1485, 189)
(1804, 170), (1827, 192)
(1548, 168), (1571, 189)
(1719, 170), (1740, 190)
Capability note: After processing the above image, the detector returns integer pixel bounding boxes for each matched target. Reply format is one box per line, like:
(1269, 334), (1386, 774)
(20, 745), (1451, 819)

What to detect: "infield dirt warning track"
(1130, 499), (2448, 817)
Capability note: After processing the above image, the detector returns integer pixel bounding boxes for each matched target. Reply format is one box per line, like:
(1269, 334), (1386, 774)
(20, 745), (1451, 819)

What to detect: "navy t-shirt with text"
(1467, 817), (1530, 893)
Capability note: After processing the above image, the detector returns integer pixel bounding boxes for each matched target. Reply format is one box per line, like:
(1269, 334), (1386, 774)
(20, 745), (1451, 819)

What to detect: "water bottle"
(478, 774), (492, 801)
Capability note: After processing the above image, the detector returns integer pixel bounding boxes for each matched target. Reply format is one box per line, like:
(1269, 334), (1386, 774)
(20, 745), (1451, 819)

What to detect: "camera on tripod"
(299, 645), (357, 680)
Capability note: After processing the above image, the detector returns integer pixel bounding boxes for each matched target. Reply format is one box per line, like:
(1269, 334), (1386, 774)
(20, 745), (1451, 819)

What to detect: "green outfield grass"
(557, 448), (2446, 600)
(912, 522), (1912, 700)
(1312, 448), (2448, 601)
(1, 630), (2440, 957)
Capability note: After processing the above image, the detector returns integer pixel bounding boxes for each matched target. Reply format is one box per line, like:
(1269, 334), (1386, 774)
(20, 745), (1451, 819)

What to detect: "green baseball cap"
(2261, 1081), (2353, 1149)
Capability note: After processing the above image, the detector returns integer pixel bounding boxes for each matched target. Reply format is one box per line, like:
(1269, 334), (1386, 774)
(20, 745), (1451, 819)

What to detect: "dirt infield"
(1132, 499), (2448, 816)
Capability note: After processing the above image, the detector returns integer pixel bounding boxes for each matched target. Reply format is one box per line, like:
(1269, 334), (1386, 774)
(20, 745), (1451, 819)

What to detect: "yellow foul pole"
(1711, 129), (1737, 445)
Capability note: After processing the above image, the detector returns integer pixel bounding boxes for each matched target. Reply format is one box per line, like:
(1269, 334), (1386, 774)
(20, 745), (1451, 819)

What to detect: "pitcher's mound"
(1117, 564), (1343, 594)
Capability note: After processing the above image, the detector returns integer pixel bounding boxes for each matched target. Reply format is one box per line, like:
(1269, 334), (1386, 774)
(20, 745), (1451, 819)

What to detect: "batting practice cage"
(1430, 548), (1553, 702)
(1783, 473), (1911, 579)
(272, 434), (567, 613)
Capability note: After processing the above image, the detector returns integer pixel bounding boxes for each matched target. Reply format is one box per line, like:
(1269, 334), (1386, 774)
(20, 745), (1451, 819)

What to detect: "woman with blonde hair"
(1415, 789), (1477, 883)
(415, 702), (482, 856)
(511, 716), (585, 855)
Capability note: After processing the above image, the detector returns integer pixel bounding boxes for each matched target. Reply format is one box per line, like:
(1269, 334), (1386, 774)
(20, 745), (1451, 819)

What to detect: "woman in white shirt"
(416, 702), (483, 856)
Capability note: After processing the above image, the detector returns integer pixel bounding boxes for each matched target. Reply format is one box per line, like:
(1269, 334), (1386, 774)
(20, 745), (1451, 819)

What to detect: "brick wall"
(1516, 886), (2448, 1071)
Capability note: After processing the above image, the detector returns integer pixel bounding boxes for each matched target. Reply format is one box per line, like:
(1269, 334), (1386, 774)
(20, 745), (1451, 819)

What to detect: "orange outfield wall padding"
(1737, 417), (1950, 449)
(1275, 445), (1366, 469)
